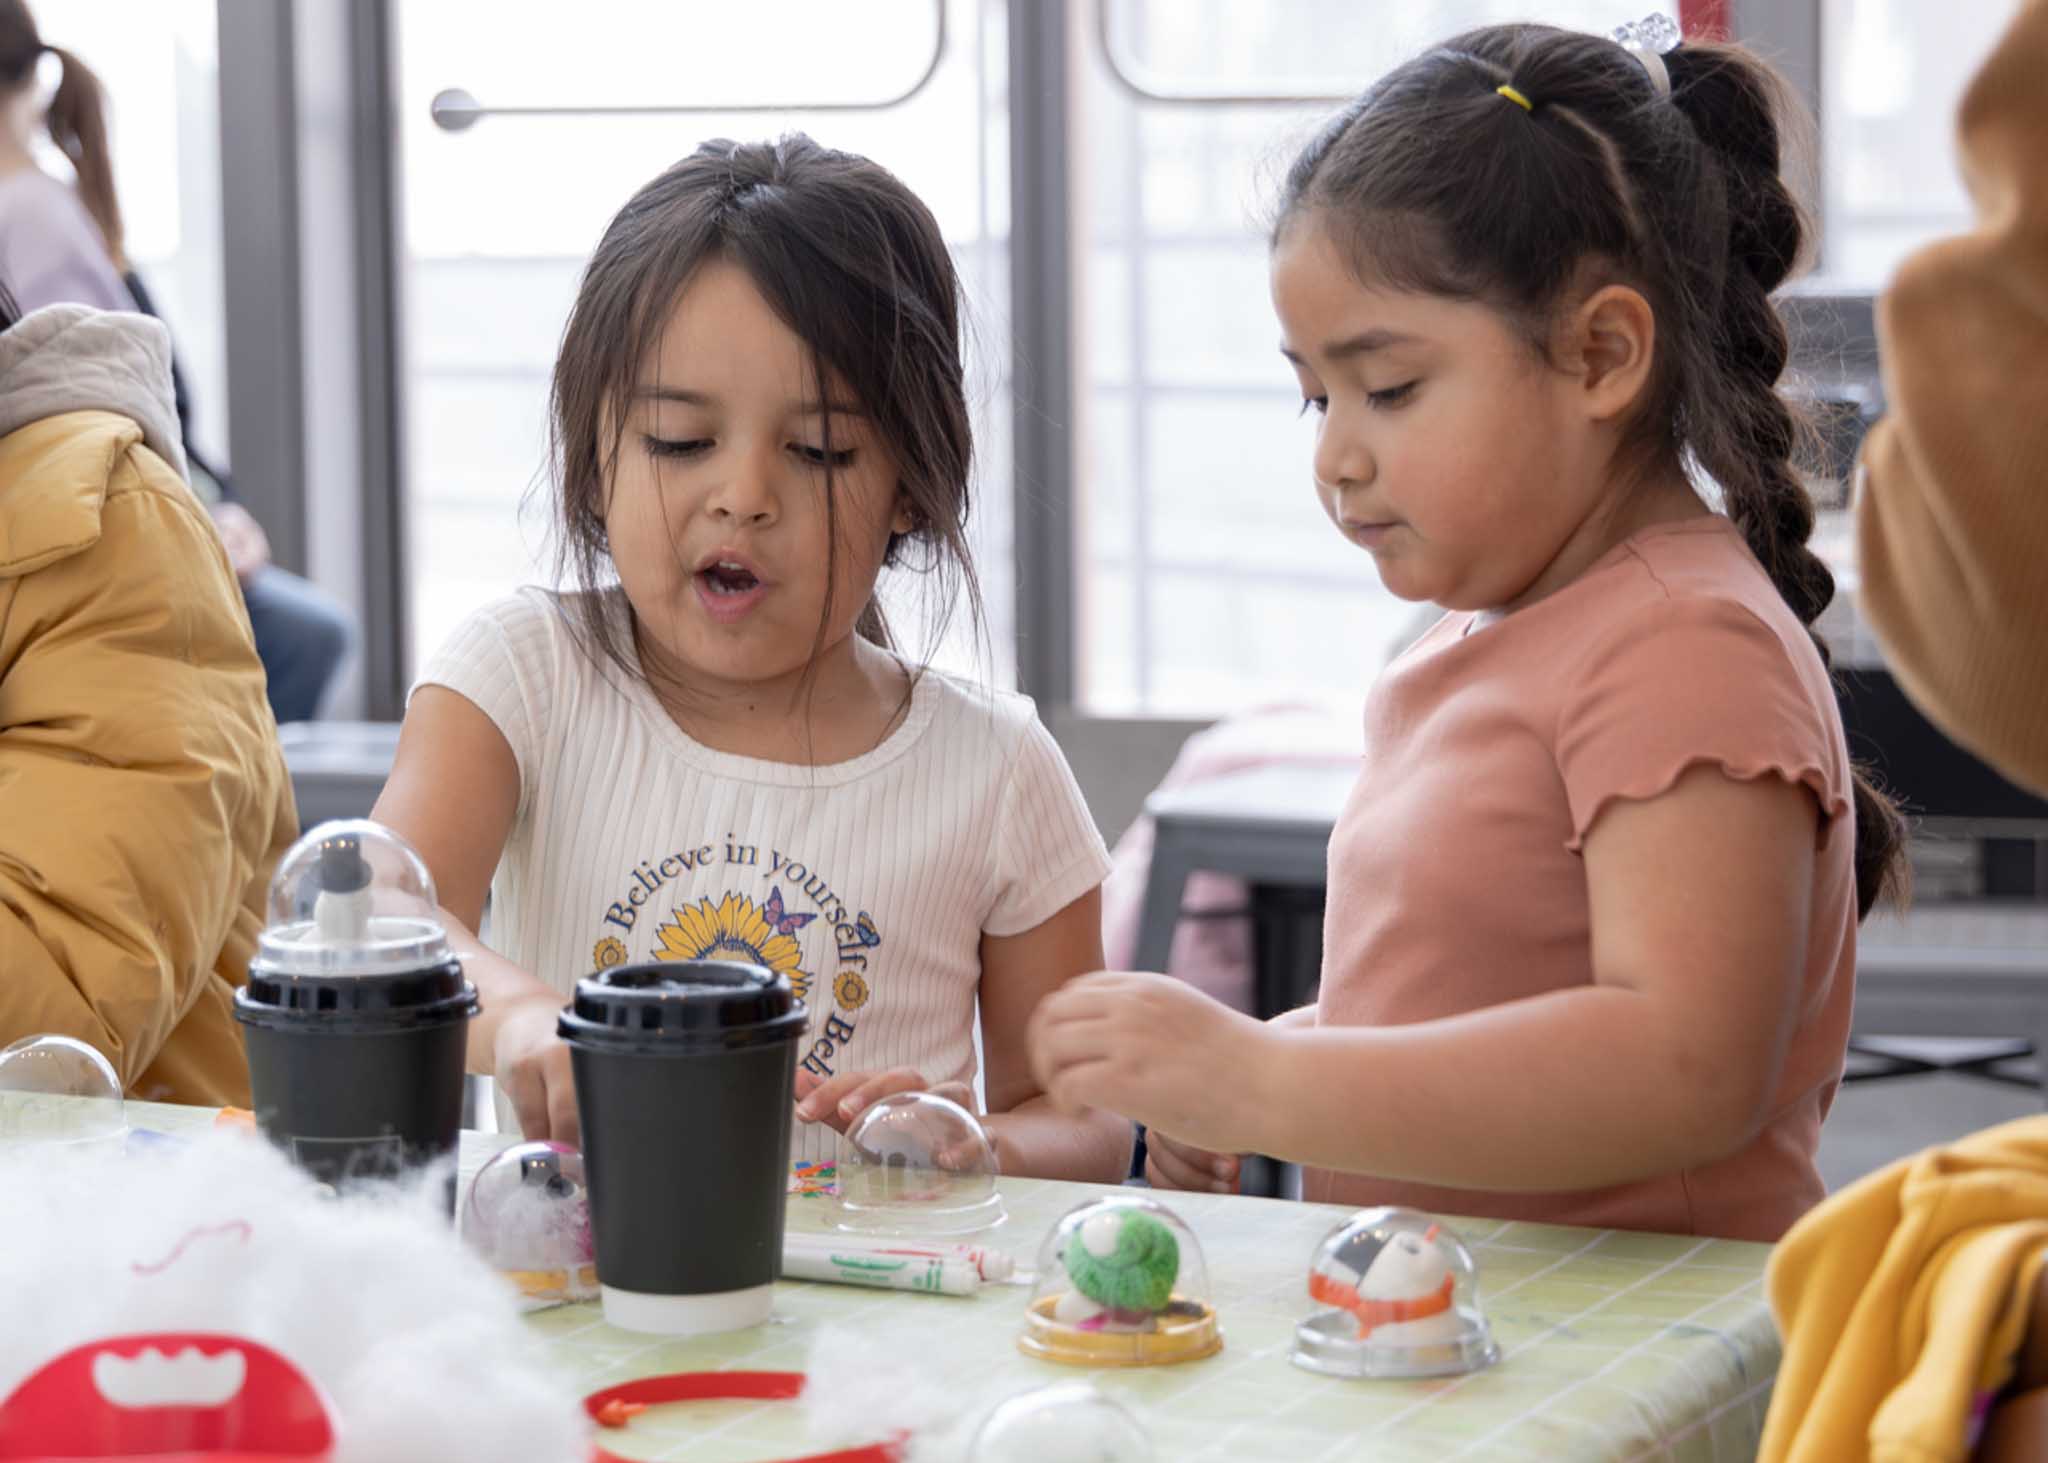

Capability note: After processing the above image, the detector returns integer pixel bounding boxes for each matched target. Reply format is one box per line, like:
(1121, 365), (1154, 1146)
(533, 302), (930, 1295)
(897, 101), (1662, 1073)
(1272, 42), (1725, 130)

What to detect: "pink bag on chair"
(1101, 706), (1360, 1013)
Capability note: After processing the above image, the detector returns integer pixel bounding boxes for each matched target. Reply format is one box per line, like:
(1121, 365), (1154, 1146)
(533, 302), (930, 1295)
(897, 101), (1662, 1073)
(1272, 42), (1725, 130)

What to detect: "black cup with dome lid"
(233, 819), (478, 1211)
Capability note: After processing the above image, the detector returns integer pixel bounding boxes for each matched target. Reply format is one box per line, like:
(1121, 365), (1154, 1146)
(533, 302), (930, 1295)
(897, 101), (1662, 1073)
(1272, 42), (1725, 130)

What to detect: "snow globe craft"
(1292, 1207), (1499, 1379)
(1019, 1195), (1221, 1367)
(968, 1381), (1153, 1461)
(463, 1141), (598, 1304)
(0, 1034), (127, 1149)
(833, 1091), (1004, 1236)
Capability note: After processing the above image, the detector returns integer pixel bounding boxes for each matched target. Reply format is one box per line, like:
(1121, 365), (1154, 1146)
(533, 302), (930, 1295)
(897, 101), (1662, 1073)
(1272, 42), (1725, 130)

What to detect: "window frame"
(1013, 0), (1862, 729)
(223, 0), (1865, 732)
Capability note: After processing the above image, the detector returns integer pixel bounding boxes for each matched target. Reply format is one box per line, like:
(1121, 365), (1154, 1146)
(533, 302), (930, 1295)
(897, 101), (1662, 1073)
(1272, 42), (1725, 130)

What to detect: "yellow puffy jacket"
(0, 305), (296, 1105)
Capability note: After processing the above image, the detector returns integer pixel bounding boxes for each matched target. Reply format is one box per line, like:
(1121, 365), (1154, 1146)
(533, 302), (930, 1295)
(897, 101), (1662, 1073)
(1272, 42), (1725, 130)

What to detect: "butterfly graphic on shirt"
(762, 886), (818, 938)
(841, 912), (882, 950)
(650, 890), (813, 1000)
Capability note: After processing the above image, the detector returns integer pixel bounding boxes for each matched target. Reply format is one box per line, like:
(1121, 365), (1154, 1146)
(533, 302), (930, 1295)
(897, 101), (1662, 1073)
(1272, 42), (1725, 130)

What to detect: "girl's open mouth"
(700, 560), (760, 596)
(695, 558), (768, 622)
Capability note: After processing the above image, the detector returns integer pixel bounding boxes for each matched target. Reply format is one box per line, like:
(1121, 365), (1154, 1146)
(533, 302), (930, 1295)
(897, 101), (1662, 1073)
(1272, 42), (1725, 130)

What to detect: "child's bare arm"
(1036, 765), (1818, 1193)
(371, 687), (579, 1143)
(976, 887), (1134, 1182)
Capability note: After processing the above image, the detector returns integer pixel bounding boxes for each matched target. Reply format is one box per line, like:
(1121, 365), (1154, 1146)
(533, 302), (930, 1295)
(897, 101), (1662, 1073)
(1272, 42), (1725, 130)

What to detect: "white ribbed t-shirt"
(416, 588), (1112, 1163)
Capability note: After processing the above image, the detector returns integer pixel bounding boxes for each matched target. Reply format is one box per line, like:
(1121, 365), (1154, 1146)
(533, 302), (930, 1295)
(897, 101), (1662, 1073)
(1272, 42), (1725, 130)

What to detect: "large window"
(378, 0), (2021, 721)
(393, 0), (1011, 684)
(30, 1), (225, 462)
(1072, 1), (1676, 716)
(1821, 0), (2021, 285)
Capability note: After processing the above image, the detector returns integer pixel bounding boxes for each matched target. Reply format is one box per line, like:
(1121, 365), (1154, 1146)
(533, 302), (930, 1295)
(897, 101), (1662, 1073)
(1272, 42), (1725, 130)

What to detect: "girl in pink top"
(1031, 22), (1908, 1241)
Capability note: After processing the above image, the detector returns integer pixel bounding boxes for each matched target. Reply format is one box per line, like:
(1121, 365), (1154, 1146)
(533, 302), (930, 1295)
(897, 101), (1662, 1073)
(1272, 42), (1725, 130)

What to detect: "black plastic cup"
(558, 960), (806, 1335)
(234, 957), (477, 1213)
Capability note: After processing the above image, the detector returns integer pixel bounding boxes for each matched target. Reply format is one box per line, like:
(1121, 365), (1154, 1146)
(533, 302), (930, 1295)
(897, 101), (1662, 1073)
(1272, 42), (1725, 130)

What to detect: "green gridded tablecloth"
(125, 1108), (1779, 1462)
(532, 1168), (1776, 1462)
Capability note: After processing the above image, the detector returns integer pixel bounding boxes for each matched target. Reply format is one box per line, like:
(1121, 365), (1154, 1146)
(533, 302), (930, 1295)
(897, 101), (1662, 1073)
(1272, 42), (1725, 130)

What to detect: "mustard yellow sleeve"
(1855, 0), (2048, 795)
(0, 455), (286, 1092)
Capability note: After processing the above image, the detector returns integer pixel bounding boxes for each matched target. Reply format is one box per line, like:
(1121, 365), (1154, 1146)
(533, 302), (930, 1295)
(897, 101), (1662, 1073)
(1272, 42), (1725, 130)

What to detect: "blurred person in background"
(0, 0), (354, 723)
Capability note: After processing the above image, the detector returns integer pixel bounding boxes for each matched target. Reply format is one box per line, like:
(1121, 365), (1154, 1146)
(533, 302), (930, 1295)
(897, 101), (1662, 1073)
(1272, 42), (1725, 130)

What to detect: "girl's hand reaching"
(1144, 1129), (1244, 1195)
(492, 994), (581, 1149)
(1028, 971), (1277, 1161)
(795, 1066), (977, 1140)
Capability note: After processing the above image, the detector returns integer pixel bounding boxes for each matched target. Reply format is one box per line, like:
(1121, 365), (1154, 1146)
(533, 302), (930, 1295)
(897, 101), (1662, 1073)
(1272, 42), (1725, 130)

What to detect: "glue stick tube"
(778, 1243), (982, 1296)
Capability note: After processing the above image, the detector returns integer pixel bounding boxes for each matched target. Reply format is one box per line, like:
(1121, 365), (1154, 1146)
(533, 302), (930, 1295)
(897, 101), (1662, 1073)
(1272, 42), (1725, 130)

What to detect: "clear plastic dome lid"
(463, 1141), (598, 1303)
(833, 1091), (1004, 1236)
(968, 1382), (1154, 1462)
(254, 819), (452, 978)
(1020, 1195), (1221, 1368)
(1293, 1207), (1499, 1379)
(0, 1035), (126, 1145)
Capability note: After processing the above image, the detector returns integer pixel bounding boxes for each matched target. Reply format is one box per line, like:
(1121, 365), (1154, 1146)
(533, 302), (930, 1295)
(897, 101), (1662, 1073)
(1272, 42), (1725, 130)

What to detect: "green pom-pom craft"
(1020, 1197), (1223, 1368)
(1063, 1210), (1179, 1316)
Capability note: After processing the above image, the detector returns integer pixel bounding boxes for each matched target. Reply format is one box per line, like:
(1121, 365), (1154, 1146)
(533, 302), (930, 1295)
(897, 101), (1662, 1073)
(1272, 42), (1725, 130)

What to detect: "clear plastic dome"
(463, 1141), (598, 1303)
(1020, 1195), (1221, 1367)
(1293, 1207), (1499, 1379)
(256, 819), (451, 977)
(0, 1034), (127, 1146)
(833, 1091), (1004, 1236)
(968, 1383), (1154, 1462)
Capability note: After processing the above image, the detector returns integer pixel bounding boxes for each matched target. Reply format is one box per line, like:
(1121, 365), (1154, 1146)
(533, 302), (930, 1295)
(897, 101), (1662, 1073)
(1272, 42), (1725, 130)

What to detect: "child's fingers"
(927, 1080), (976, 1111)
(835, 1069), (937, 1126)
(794, 1070), (869, 1126)
(544, 1061), (583, 1152)
(1025, 1001), (1065, 1092)
(793, 1068), (825, 1101)
(1155, 1129), (1239, 1184)
(1145, 1147), (1210, 1193)
(505, 1068), (550, 1143)
(936, 1130), (996, 1171)
(1034, 976), (1132, 1029)
(1147, 1132), (1237, 1194)
(1042, 1055), (1125, 1119)
(1030, 1013), (1121, 1106)
(796, 1068), (935, 1131)
(1024, 979), (1128, 1090)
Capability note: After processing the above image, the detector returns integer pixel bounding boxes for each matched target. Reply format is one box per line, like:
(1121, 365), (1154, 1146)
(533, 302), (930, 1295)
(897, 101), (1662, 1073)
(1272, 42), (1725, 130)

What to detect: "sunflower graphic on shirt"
(652, 888), (816, 1003)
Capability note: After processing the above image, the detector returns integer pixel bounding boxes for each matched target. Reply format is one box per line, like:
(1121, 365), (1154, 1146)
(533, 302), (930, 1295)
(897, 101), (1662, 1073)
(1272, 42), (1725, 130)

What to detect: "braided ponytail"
(1664, 44), (1907, 916)
(1275, 23), (1909, 917)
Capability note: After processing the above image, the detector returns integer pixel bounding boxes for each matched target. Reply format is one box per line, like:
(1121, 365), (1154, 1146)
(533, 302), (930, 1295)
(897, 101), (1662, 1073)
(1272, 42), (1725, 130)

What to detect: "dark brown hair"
(1277, 24), (1905, 916)
(546, 133), (981, 696)
(1, 1), (125, 268)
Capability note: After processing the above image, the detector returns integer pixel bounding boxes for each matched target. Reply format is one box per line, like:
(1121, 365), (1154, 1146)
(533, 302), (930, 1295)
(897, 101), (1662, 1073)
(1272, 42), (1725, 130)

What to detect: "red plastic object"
(1678, 0), (1730, 40)
(0, 1333), (335, 1461)
(583, 1372), (901, 1463)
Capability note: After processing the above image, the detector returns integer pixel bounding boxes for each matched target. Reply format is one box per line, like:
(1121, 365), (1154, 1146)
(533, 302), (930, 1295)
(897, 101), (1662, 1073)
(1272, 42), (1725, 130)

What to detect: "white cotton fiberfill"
(0, 1132), (588, 1463)
(798, 1328), (1158, 1462)
(799, 1325), (976, 1458)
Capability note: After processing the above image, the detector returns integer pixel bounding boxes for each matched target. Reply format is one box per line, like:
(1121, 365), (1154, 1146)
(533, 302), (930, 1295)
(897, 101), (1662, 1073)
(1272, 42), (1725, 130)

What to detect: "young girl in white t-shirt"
(372, 135), (1128, 1180)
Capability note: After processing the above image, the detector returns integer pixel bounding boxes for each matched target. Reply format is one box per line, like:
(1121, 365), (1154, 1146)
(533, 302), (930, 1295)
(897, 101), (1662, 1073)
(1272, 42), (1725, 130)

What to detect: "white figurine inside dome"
(1295, 1208), (1498, 1379)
